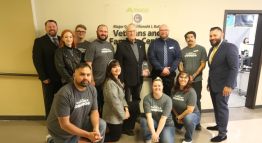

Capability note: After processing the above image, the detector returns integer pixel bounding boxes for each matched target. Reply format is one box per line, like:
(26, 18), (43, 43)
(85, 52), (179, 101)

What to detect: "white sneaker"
(182, 140), (192, 143)
(46, 134), (53, 143)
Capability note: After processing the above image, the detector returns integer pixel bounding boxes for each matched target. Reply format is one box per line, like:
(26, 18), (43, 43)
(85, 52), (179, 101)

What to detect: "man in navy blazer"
(148, 24), (181, 96)
(115, 23), (149, 136)
(207, 27), (239, 142)
(33, 20), (62, 118)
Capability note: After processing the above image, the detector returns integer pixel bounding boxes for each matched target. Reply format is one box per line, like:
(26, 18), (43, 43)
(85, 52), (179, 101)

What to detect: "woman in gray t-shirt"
(172, 72), (200, 143)
(140, 77), (174, 143)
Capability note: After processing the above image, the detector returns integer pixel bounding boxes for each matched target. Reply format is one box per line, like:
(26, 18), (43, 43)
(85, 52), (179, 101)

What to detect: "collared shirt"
(130, 41), (139, 61)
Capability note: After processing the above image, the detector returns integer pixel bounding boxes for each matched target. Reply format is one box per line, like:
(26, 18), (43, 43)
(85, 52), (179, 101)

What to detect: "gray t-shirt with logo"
(47, 83), (98, 140)
(181, 45), (207, 82)
(84, 39), (114, 85)
(171, 88), (199, 114)
(76, 40), (91, 62)
(143, 93), (174, 127)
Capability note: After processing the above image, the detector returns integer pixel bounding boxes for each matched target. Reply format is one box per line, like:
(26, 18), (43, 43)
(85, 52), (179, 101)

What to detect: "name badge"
(169, 47), (174, 49)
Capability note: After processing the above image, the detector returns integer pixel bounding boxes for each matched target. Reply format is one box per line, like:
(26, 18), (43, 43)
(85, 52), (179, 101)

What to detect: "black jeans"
(95, 84), (103, 116)
(192, 81), (202, 112)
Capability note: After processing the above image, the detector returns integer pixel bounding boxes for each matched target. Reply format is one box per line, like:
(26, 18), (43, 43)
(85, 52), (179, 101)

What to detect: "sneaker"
(195, 124), (202, 131)
(182, 140), (192, 143)
(46, 134), (54, 143)
(144, 139), (152, 143)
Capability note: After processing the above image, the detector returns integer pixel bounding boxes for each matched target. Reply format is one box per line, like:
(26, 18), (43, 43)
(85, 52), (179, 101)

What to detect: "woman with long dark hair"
(171, 72), (200, 143)
(102, 59), (130, 142)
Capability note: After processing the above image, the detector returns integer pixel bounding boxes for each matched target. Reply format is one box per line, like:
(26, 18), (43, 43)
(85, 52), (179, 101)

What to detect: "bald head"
(159, 24), (169, 40)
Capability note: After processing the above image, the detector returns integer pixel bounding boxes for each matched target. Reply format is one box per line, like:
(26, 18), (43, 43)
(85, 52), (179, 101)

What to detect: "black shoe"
(210, 135), (227, 142)
(206, 125), (218, 131)
(122, 130), (135, 136)
(195, 124), (202, 131)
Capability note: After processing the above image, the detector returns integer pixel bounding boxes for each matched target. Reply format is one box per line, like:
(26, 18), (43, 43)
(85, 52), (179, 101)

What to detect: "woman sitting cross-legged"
(171, 72), (200, 143)
(102, 59), (130, 142)
(140, 77), (175, 143)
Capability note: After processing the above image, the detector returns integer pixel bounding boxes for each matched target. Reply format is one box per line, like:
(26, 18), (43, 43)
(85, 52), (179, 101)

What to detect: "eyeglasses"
(76, 30), (86, 33)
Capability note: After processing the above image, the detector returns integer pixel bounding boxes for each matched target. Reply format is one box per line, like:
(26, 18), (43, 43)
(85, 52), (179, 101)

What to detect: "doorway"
(223, 10), (262, 108)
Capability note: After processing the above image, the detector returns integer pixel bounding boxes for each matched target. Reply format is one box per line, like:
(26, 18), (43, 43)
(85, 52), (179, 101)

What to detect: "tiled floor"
(1, 107), (262, 143)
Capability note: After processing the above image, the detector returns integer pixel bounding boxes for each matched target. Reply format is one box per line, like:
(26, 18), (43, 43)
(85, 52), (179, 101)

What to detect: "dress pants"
(123, 83), (142, 131)
(210, 90), (229, 137)
(42, 80), (62, 119)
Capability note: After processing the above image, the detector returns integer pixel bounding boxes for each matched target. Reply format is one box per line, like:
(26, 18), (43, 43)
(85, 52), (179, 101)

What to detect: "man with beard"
(179, 31), (207, 130)
(47, 63), (106, 143)
(85, 24), (114, 116)
(206, 27), (238, 142)
(148, 24), (181, 96)
(33, 19), (62, 119)
(115, 23), (149, 136)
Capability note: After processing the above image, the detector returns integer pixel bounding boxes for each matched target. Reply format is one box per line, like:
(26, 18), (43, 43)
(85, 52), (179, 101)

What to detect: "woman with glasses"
(140, 77), (175, 143)
(171, 72), (200, 143)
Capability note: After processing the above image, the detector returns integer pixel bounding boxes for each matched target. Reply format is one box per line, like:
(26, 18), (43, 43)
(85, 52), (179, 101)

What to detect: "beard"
(210, 38), (221, 47)
(76, 80), (90, 87)
(97, 35), (108, 41)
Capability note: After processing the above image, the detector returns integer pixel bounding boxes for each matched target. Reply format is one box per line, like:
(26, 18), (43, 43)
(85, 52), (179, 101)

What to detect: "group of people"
(33, 19), (239, 143)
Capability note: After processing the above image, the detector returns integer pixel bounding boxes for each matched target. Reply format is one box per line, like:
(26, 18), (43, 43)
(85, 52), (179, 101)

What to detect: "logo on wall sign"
(133, 13), (143, 24)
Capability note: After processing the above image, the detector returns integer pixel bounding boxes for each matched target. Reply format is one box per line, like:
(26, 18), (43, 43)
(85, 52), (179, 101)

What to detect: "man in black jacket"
(32, 19), (62, 119)
(115, 23), (150, 135)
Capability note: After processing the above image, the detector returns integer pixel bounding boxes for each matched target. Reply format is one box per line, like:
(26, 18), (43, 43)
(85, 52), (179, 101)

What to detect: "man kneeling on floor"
(47, 63), (106, 143)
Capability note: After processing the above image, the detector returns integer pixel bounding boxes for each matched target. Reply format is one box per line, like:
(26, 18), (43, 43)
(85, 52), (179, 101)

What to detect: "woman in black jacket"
(55, 29), (82, 84)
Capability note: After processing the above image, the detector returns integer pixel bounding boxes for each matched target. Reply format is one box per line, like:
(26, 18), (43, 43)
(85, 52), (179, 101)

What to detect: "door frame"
(223, 10), (262, 109)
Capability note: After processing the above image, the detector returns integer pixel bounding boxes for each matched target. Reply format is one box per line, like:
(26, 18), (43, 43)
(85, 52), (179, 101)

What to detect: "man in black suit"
(115, 23), (149, 136)
(33, 20), (62, 119)
(207, 27), (239, 142)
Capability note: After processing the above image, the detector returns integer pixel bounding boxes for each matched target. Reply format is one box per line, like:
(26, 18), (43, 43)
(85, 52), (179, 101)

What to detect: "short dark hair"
(75, 24), (87, 31)
(97, 24), (107, 31)
(45, 20), (57, 26)
(210, 26), (222, 32)
(184, 31), (196, 39)
(75, 63), (91, 71)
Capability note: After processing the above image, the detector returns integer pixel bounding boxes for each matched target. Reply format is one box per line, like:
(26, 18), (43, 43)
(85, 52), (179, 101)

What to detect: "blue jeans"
(176, 112), (200, 142)
(49, 118), (106, 143)
(140, 117), (175, 143)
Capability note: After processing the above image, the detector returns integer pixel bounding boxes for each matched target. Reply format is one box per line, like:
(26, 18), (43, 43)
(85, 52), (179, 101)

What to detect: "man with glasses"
(148, 24), (181, 96)
(75, 24), (91, 62)
(115, 23), (149, 136)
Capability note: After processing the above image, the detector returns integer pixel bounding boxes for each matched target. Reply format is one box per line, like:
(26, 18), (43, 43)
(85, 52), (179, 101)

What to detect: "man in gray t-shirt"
(47, 63), (106, 143)
(84, 24), (114, 116)
(75, 24), (91, 62)
(179, 31), (207, 130)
